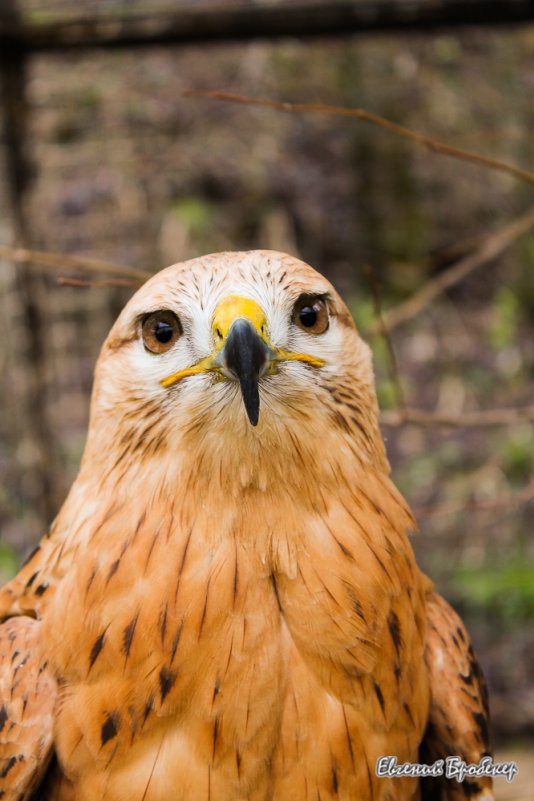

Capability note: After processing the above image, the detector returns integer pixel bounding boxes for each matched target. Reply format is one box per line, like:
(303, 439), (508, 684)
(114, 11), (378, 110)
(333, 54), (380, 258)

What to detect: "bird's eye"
(142, 311), (182, 354)
(292, 295), (329, 335)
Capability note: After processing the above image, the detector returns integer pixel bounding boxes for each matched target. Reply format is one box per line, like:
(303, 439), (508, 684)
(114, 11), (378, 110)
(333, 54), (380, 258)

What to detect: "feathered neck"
(49, 389), (411, 578)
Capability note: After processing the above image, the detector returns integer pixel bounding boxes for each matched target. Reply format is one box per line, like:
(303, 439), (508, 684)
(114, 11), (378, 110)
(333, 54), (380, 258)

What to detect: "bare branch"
(184, 90), (534, 186)
(57, 276), (139, 289)
(373, 209), (534, 333)
(0, 244), (151, 282)
(380, 406), (534, 428)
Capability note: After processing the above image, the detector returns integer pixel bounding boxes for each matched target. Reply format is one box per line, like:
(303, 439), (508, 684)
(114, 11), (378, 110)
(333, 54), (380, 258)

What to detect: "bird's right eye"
(142, 311), (182, 354)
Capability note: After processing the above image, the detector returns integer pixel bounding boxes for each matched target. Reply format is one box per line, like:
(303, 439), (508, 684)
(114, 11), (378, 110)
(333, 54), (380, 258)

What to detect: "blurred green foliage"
(490, 287), (520, 350)
(502, 427), (534, 484)
(0, 543), (19, 585)
(453, 561), (534, 622)
(172, 198), (215, 232)
(347, 296), (375, 332)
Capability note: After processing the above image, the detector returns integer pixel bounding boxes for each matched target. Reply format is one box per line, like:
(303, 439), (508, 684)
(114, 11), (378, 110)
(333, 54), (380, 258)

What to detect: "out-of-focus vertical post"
(0, 1), (59, 538)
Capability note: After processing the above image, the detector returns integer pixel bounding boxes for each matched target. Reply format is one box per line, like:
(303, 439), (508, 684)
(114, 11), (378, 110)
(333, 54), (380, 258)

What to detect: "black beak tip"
(246, 404), (259, 427)
(239, 373), (260, 427)
(224, 318), (268, 428)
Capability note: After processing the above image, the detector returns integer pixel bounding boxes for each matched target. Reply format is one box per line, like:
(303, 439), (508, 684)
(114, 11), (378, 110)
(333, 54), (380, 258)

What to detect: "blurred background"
(0, 1), (533, 793)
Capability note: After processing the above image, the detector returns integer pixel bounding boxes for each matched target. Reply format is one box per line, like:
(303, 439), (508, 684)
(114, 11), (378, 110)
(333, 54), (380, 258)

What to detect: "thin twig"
(414, 480), (534, 518)
(0, 244), (151, 282)
(380, 406), (534, 428)
(365, 264), (406, 410)
(184, 90), (534, 185)
(57, 276), (139, 288)
(371, 209), (534, 333)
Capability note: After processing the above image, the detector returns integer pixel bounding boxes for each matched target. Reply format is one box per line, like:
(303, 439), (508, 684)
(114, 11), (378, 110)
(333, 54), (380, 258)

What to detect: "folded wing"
(0, 616), (56, 801)
(420, 592), (493, 801)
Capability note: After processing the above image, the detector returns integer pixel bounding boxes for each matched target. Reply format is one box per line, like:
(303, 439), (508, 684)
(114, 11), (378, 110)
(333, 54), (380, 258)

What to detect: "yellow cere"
(161, 294), (325, 389)
(212, 295), (268, 346)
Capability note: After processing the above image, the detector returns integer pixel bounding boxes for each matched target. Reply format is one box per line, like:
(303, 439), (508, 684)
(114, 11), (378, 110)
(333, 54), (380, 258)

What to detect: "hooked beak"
(221, 318), (270, 426)
(161, 295), (325, 426)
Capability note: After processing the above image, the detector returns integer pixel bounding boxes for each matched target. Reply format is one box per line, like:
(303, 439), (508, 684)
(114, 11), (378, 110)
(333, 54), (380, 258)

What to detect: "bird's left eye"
(142, 311), (182, 354)
(292, 295), (329, 335)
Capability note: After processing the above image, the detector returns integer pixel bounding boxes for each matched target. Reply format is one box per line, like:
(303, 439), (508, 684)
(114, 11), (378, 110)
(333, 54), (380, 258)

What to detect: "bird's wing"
(0, 535), (63, 622)
(0, 616), (57, 801)
(420, 591), (493, 801)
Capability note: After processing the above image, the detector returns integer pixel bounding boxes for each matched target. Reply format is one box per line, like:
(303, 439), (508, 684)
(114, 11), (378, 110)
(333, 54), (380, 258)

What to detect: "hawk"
(0, 251), (492, 800)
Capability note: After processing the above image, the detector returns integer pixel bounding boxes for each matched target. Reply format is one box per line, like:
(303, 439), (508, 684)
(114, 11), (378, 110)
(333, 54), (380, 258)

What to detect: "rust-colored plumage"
(0, 251), (492, 800)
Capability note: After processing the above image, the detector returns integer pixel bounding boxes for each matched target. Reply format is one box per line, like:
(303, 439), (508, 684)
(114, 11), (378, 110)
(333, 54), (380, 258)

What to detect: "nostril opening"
(215, 327), (223, 340)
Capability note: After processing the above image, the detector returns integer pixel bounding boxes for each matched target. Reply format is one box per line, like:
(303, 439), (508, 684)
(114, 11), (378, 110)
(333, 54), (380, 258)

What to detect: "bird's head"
(84, 251), (388, 492)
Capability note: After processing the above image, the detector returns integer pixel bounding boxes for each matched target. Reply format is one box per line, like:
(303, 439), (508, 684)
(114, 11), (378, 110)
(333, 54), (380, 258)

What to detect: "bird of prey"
(0, 251), (492, 801)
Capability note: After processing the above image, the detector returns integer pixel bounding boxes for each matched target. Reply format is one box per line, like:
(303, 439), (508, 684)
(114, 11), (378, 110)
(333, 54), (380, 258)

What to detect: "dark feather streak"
(24, 572), (39, 589)
(212, 716), (219, 761)
(331, 763), (339, 795)
(373, 681), (385, 713)
(0, 705), (8, 734)
(388, 611), (402, 655)
(107, 559), (120, 582)
(159, 667), (177, 703)
(159, 604), (168, 646)
(0, 756), (16, 778)
(89, 631), (106, 670)
(101, 712), (120, 746)
(122, 613), (140, 658)
(170, 623), (183, 664)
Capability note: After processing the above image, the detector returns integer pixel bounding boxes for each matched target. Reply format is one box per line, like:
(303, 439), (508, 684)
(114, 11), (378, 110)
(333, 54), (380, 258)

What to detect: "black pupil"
(154, 320), (174, 343)
(299, 305), (318, 327)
